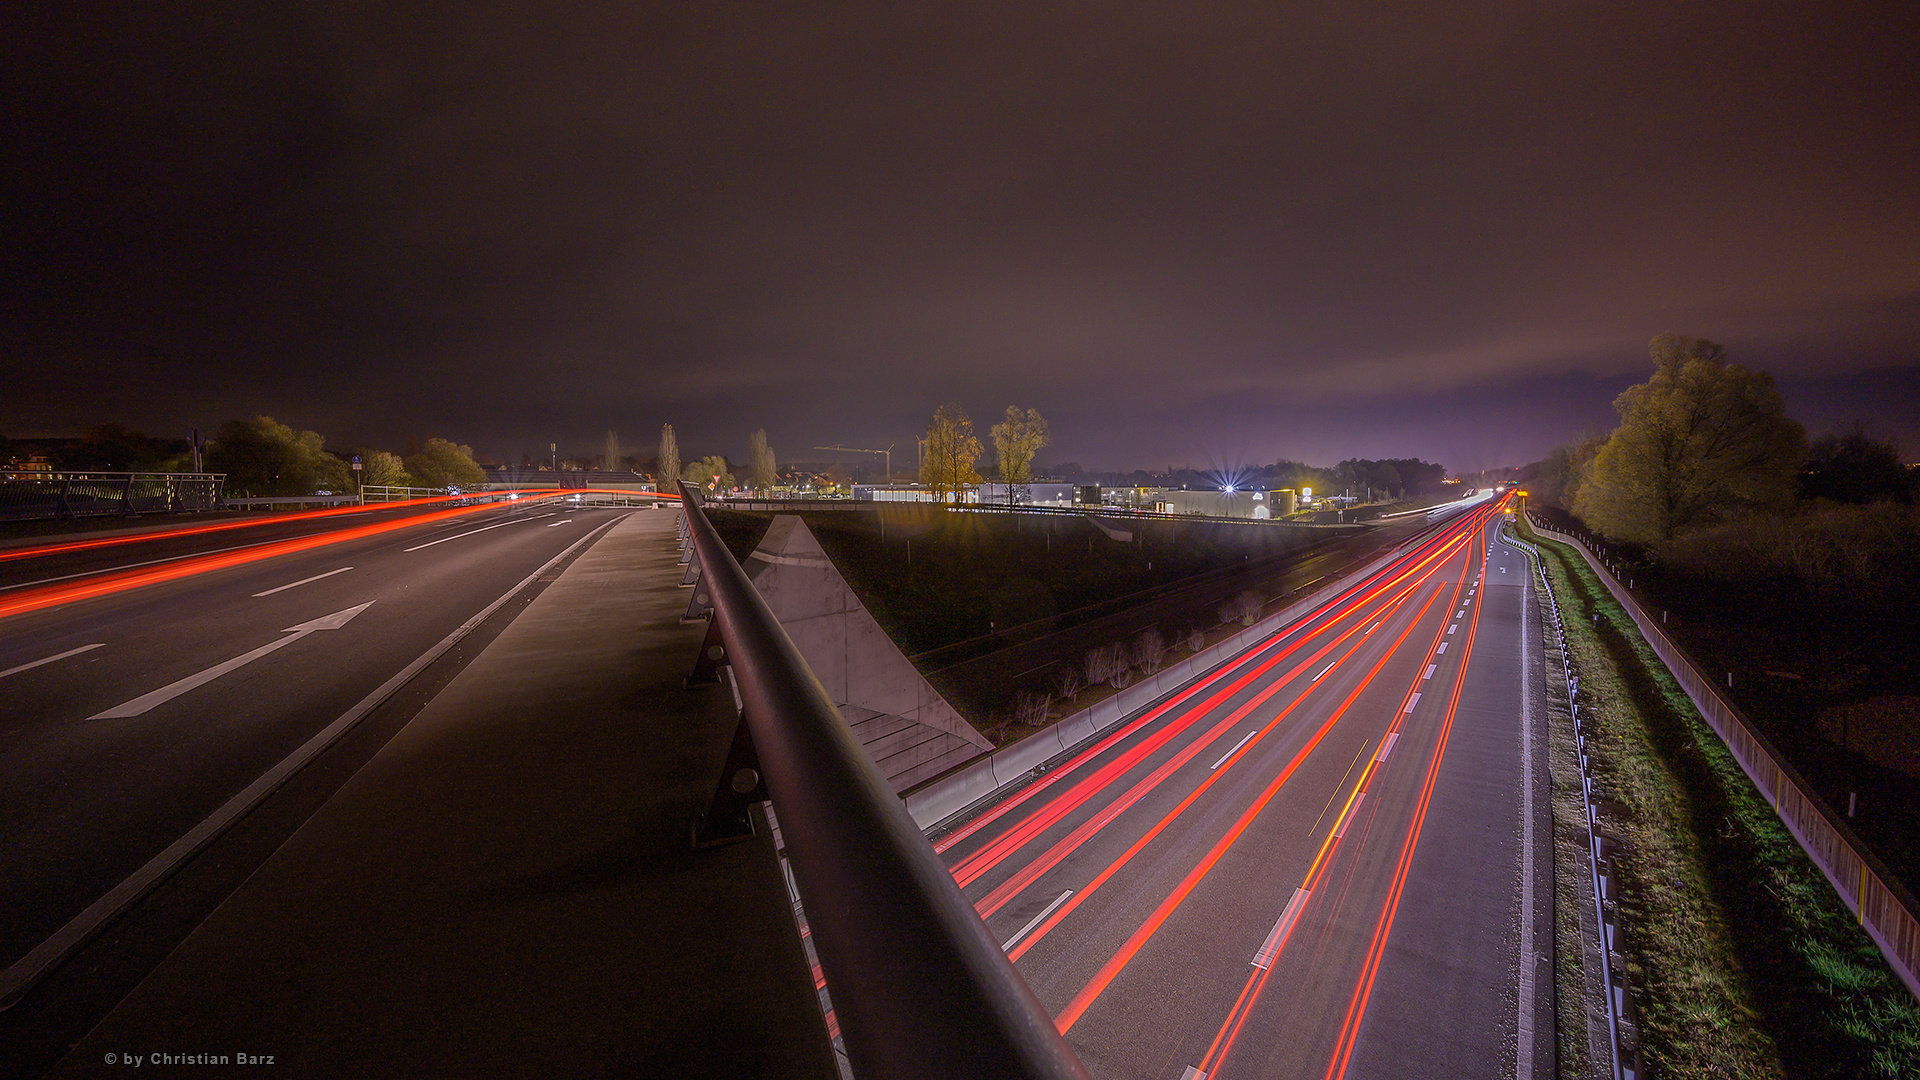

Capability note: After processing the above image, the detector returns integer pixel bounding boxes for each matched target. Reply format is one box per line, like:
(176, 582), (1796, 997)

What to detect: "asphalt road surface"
(935, 494), (1549, 1080)
(0, 497), (655, 1000)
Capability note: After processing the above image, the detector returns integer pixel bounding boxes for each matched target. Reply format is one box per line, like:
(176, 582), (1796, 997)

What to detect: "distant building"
(1156, 489), (1297, 519)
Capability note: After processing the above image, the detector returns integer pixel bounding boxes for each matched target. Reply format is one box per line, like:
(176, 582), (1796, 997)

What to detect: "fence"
(0, 471), (225, 522)
(1527, 512), (1920, 1002)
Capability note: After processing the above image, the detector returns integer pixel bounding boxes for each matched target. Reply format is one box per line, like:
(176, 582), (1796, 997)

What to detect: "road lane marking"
(0, 643), (105, 679)
(1448, 623), (1458, 634)
(1312, 663), (1335, 682)
(1363, 622), (1377, 636)
(89, 603), (375, 719)
(1210, 730), (1259, 770)
(1333, 793), (1366, 838)
(1437, 641), (1448, 654)
(0, 514), (629, 1008)
(1374, 732), (1399, 762)
(1403, 692), (1421, 713)
(403, 514), (552, 551)
(546, 520), (572, 526)
(1252, 888), (1312, 969)
(252, 566), (353, 597)
(1423, 664), (1436, 680)
(1002, 890), (1073, 952)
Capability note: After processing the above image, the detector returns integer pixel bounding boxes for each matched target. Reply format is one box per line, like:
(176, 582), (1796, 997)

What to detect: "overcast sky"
(4, 1), (1917, 472)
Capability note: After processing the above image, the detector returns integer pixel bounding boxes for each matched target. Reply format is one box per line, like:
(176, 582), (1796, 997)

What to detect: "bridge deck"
(52, 510), (836, 1079)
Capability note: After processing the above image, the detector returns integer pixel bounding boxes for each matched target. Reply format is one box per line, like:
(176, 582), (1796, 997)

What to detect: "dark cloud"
(4, 1), (1917, 469)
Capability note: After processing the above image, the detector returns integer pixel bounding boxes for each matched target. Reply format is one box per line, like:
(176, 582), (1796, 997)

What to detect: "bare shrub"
(1055, 664), (1084, 701)
(1234, 589), (1264, 625)
(1132, 627), (1166, 674)
(1083, 643), (1117, 687)
(1186, 625), (1206, 652)
(1013, 688), (1053, 728)
(1217, 600), (1238, 626)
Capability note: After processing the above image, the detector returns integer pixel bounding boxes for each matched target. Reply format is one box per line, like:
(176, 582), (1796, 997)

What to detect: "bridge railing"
(0, 471), (225, 521)
(678, 484), (1090, 1080)
(1526, 511), (1920, 1002)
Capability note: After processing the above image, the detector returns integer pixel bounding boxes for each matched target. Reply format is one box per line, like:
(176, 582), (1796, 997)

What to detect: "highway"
(935, 494), (1546, 1079)
(0, 496), (659, 1004)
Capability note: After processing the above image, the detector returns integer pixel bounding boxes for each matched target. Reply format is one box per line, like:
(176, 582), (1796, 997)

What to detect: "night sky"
(4, 2), (1917, 473)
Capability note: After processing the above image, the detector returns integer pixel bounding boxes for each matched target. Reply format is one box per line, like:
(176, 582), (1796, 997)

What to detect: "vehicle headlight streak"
(0, 491), (637, 621)
(936, 516), (1485, 862)
(1197, 524), (1489, 1079)
(1045, 520), (1484, 1034)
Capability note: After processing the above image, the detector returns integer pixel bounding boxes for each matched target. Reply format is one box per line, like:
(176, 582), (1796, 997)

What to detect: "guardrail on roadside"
(1526, 512), (1920, 1003)
(678, 484), (1091, 1080)
(1503, 526), (1639, 1080)
(0, 471), (225, 521)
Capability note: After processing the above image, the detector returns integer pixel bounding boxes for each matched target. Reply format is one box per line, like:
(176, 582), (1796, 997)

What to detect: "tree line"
(1532, 333), (1916, 603)
(1536, 333), (1913, 544)
(1, 417), (489, 497)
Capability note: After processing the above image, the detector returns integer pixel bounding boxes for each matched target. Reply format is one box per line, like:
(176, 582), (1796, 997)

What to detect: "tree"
(355, 449), (411, 487)
(990, 406), (1049, 503)
(748, 429), (777, 493)
(1801, 429), (1912, 505)
(920, 402), (982, 503)
(207, 416), (349, 496)
(404, 438), (488, 491)
(1574, 334), (1806, 542)
(1536, 437), (1604, 510)
(657, 424), (679, 494)
(683, 455), (733, 492)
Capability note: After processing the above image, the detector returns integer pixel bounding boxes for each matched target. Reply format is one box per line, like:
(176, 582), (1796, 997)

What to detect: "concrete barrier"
(907, 541), (1409, 829)
(1528, 515), (1920, 1003)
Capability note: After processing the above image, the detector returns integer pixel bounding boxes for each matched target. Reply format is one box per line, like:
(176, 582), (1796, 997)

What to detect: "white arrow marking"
(89, 602), (373, 719)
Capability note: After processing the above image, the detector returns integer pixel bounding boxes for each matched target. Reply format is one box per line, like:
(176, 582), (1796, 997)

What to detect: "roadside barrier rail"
(0, 471), (225, 521)
(679, 485), (1091, 1080)
(1504, 526), (1638, 1080)
(1527, 512), (1920, 1002)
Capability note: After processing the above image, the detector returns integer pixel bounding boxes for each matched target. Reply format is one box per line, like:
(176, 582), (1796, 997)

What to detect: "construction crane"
(814, 445), (893, 486)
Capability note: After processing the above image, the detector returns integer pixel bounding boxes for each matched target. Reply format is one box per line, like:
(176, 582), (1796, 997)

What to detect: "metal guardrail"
(359, 484), (447, 503)
(1526, 512), (1920, 1003)
(679, 484), (1091, 1080)
(0, 471), (225, 521)
(1503, 526), (1638, 1080)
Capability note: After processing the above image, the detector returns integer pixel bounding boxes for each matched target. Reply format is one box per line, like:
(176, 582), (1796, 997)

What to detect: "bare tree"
(1132, 627), (1166, 674)
(1013, 688), (1053, 728)
(1234, 590), (1264, 626)
(657, 424), (679, 494)
(1084, 642), (1132, 689)
(1082, 644), (1115, 688)
(1055, 664), (1084, 701)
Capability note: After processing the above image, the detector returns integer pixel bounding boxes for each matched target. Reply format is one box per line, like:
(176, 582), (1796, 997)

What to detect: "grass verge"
(1519, 516), (1920, 1079)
